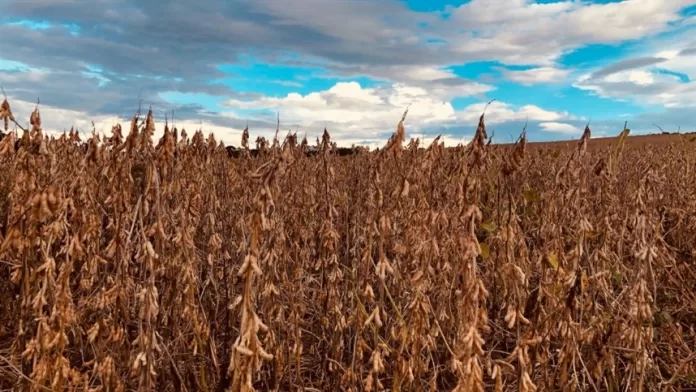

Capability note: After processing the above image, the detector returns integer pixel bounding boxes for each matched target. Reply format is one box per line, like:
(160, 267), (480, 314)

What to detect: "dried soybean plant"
(227, 128), (292, 391)
(450, 113), (491, 392)
(0, 96), (695, 392)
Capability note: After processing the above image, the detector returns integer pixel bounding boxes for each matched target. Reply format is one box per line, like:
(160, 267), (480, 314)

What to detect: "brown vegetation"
(1, 98), (695, 391)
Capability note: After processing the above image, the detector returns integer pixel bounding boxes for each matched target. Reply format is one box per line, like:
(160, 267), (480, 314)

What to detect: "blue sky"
(0, 0), (695, 146)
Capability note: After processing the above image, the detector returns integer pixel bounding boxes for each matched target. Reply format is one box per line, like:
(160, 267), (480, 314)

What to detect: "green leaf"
(611, 127), (630, 171)
(480, 220), (497, 233)
(523, 185), (540, 203)
(653, 311), (673, 326)
(615, 128), (630, 151)
(480, 243), (490, 259)
(684, 373), (696, 382)
(549, 282), (563, 296)
(612, 270), (623, 286)
(546, 253), (559, 270)
(606, 373), (617, 392)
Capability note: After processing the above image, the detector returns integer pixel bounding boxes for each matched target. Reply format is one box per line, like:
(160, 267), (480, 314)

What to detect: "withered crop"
(1, 98), (695, 391)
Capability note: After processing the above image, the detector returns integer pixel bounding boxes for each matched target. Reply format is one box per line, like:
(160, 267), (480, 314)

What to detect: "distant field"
(499, 131), (696, 150)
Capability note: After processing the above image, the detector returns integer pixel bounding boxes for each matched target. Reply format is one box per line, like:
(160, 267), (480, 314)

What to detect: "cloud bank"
(0, 0), (694, 146)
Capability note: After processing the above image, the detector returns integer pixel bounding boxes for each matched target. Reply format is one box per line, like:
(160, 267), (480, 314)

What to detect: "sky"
(0, 0), (695, 147)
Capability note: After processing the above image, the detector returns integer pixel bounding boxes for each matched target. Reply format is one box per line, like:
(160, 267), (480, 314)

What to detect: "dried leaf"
(480, 220), (496, 233)
(546, 253), (559, 271)
(523, 185), (540, 203)
(480, 243), (490, 259)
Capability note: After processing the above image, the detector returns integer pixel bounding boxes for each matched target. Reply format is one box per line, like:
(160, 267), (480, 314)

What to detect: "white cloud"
(3, 97), (246, 146)
(499, 67), (570, 85)
(655, 50), (681, 60)
(572, 33), (696, 108)
(4, 88), (480, 148)
(3, 76), (582, 148)
(220, 82), (576, 146)
(328, 64), (495, 100)
(0, 69), (48, 83)
(398, 66), (456, 82)
(658, 53), (696, 80)
(434, 134), (470, 146)
(680, 15), (696, 27)
(223, 81), (458, 142)
(576, 73), (696, 108)
(445, 0), (692, 65)
(539, 121), (582, 134)
(0, 59), (51, 83)
(605, 70), (655, 85)
(456, 101), (573, 124)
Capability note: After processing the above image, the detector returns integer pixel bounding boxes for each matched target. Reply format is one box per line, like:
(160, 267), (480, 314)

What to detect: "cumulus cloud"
(221, 81), (580, 143)
(498, 67), (570, 85)
(223, 81), (457, 141)
(445, 0), (693, 65)
(539, 122), (582, 134)
(573, 35), (696, 108)
(326, 64), (494, 100)
(456, 101), (574, 124)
